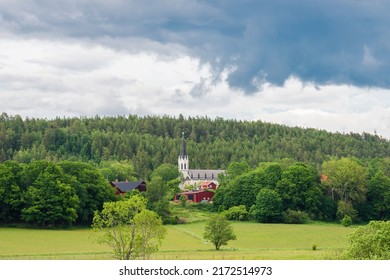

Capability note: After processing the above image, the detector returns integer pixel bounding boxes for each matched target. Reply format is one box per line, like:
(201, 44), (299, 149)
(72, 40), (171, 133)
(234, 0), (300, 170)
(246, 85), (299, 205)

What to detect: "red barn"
(175, 189), (214, 203)
(175, 180), (218, 203)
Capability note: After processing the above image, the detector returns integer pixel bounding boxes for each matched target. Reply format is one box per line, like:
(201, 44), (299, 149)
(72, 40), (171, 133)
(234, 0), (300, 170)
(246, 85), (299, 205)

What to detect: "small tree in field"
(203, 215), (236, 250)
(92, 195), (166, 260)
(133, 210), (167, 260)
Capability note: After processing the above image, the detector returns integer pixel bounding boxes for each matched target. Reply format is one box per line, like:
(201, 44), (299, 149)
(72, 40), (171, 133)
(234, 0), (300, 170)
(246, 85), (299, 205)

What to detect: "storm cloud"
(0, 1), (389, 138)
(2, 1), (390, 91)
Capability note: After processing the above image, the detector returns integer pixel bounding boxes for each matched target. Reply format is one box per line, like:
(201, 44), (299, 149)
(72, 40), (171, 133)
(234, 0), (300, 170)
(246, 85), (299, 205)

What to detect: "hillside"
(0, 113), (389, 179)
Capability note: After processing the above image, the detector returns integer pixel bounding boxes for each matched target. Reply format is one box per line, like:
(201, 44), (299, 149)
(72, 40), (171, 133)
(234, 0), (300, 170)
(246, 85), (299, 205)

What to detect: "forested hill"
(0, 113), (389, 179)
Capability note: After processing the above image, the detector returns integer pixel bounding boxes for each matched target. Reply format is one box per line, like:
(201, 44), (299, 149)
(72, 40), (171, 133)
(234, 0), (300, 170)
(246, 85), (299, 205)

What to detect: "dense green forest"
(0, 112), (389, 179)
(0, 112), (389, 227)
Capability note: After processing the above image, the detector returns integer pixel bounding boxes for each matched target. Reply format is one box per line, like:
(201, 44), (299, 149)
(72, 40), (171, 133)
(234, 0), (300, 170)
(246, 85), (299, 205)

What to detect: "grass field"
(0, 221), (356, 260)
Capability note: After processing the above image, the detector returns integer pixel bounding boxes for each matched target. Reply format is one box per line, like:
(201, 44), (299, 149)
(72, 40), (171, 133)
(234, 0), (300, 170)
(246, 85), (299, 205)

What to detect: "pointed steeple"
(179, 131), (187, 158)
(178, 131), (189, 173)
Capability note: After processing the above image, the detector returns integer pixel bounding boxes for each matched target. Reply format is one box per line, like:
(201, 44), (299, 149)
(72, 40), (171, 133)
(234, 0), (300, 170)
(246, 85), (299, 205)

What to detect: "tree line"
(0, 159), (179, 227)
(0, 112), (389, 180)
(2, 156), (388, 227)
(214, 157), (390, 223)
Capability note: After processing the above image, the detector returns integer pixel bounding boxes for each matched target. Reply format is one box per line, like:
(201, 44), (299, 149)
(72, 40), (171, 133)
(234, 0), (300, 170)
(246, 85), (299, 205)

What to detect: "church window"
(184, 163), (186, 169)
(181, 163), (183, 170)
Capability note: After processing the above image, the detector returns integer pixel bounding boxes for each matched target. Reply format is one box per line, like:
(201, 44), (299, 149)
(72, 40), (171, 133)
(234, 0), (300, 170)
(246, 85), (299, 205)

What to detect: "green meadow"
(0, 222), (356, 260)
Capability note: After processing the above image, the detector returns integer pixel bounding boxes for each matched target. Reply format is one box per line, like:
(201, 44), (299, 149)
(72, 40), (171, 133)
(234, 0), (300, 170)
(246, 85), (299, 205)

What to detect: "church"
(178, 132), (225, 189)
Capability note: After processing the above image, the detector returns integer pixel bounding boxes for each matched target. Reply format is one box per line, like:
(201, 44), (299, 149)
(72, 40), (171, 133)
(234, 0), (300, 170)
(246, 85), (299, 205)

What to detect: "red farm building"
(174, 181), (217, 203)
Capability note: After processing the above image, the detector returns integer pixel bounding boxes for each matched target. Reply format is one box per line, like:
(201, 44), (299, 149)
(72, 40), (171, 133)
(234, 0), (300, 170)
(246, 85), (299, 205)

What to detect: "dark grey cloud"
(2, 0), (390, 92)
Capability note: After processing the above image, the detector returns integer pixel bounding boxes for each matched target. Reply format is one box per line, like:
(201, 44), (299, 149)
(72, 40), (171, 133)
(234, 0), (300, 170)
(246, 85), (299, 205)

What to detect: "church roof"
(188, 169), (225, 180)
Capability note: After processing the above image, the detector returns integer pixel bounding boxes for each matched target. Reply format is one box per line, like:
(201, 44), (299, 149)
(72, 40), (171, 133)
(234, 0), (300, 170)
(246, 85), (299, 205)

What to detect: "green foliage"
(0, 160), (116, 227)
(58, 161), (116, 224)
(151, 164), (181, 196)
(0, 114), (388, 181)
(213, 169), (267, 210)
(0, 161), (23, 223)
(322, 158), (368, 204)
(21, 162), (79, 227)
(150, 163), (179, 183)
(341, 215), (352, 227)
(218, 161), (250, 186)
(92, 195), (165, 260)
(187, 201), (215, 212)
(344, 221), (390, 260)
(145, 173), (177, 224)
(203, 215), (236, 250)
(179, 195), (187, 207)
(253, 188), (283, 223)
(146, 176), (168, 206)
(1, 113), (389, 225)
(283, 209), (311, 224)
(132, 209), (167, 259)
(276, 163), (323, 218)
(223, 205), (249, 221)
(362, 170), (390, 220)
(98, 160), (137, 181)
(336, 201), (358, 221)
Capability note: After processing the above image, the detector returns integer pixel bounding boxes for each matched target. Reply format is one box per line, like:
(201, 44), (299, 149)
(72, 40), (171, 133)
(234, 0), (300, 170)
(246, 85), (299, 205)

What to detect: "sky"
(0, 0), (389, 139)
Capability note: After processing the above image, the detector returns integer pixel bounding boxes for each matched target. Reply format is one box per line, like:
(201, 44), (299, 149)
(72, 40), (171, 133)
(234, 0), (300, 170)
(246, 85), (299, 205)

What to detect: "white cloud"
(0, 37), (389, 139)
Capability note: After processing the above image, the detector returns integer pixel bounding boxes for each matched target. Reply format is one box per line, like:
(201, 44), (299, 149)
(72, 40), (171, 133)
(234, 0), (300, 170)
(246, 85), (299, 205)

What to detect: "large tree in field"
(92, 195), (166, 260)
(203, 215), (236, 250)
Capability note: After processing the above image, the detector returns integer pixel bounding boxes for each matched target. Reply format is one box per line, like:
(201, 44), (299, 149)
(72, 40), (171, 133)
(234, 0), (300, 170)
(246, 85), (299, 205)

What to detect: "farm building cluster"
(110, 133), (225, 203)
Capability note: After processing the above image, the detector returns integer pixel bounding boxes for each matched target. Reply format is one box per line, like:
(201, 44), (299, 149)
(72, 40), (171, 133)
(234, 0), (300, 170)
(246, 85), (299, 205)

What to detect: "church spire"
(178, 131), (189, 173)
(179, 131), (187, 158)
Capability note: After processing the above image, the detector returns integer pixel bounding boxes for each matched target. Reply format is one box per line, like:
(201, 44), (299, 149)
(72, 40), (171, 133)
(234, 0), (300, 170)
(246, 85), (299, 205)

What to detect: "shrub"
(336, 201), (357, 221)
(223, 205), (249, 221)
(344, 221), (390, 259)
(179, 195), (187, 208)
(188, 202), (215, 212)
(163, 215), (179, 225)
(341, 215), (352, 227)
(283, 209), (310, 224)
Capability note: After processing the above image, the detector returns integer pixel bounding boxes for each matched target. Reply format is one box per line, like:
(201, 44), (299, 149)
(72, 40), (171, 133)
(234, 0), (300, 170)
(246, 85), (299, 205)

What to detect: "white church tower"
(178, 132), (189, 177)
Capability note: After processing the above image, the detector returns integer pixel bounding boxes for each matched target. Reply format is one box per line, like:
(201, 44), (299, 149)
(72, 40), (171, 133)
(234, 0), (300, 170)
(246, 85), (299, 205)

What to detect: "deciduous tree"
(92, 195), (167, 260)
(322, 158), (368, 204)
(203, 215), (236, 250)
(252, 188), (283, 223)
